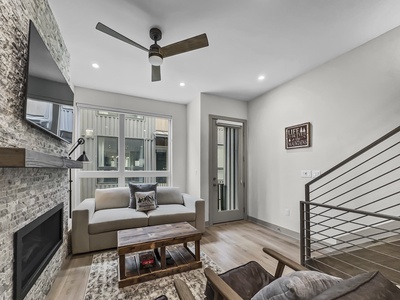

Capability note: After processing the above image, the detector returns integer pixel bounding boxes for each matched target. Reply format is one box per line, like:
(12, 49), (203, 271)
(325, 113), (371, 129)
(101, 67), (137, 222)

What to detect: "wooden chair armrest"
(262, 247), (308, 278)
(174, 278), (196, 300)
(204, 268), (243, 300)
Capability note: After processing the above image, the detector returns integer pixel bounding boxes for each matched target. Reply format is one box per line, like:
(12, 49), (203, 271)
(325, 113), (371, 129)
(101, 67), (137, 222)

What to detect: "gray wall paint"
(186, 95), (201, 197)
(200, 93), (248, 222)
(248, 25), (400, 234)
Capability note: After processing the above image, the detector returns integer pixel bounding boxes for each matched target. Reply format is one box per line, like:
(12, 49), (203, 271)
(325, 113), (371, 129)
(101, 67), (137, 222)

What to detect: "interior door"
(210, 117), (246, 224)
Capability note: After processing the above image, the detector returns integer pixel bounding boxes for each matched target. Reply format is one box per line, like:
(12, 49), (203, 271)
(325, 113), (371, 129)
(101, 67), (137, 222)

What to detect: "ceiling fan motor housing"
(149, 44), (163, 66)
(150, 27), (162, 42)
(149, 28), (163, 66)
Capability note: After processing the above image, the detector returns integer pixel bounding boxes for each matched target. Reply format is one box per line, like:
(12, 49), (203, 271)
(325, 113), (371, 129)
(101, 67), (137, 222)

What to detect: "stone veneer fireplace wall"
(0, 0), (72, 299)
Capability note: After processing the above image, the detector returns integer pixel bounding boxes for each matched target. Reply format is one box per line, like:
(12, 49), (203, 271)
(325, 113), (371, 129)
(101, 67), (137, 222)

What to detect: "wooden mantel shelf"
(0, 147), (83, 169)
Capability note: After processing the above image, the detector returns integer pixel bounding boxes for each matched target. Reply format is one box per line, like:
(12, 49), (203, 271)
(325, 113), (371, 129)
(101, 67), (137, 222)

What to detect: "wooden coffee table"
(117, 222), (202, 287)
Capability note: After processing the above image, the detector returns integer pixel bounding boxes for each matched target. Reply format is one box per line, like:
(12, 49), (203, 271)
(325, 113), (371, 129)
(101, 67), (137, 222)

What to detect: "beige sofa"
(72, 186), (205, 254)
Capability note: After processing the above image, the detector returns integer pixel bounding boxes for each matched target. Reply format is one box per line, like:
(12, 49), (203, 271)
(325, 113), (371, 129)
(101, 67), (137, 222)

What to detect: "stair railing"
(301, 125), (400, 283)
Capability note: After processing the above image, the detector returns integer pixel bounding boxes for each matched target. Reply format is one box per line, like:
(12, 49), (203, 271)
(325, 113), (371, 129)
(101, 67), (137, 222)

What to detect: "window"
(76, 107), (171, 201)
(97, 136), (118, 170)
(125, 138), (144, 171)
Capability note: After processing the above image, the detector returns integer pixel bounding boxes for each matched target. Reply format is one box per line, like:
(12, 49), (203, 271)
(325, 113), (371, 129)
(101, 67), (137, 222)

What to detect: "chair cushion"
(310, 271), (400, 300)
(128, 183), (158, 209)
(157, 187), (183, 205)
(205, 261), (275, 300)
(95, 187), (130, 211)
(252, 270), (342, 300)
(89, 207), (148, 234)
(147, 204), (195, 226)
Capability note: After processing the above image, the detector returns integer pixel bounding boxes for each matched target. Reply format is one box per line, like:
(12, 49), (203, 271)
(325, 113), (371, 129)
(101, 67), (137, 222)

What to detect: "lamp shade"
(149, 53), (163, 66)
(77, 151), (89, 162)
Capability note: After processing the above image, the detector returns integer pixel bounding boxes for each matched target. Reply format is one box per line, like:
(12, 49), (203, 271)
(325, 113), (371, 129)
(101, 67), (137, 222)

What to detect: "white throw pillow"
(135, 191), (157, 212)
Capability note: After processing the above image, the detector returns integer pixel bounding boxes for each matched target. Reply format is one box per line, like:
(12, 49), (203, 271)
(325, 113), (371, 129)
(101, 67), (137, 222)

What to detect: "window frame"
(73, 104), (172, 205)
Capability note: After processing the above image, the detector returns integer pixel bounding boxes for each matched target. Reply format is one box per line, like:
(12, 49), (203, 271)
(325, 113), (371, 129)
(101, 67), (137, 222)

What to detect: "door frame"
(208, 115), (248, 226)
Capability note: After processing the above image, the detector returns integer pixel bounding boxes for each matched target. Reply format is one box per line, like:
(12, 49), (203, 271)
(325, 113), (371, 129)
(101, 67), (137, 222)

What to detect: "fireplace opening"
(14, 203), (63, 300)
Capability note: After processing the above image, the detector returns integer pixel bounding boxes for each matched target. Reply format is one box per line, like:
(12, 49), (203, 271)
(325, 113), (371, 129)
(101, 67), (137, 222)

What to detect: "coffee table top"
(117, 222), (201, 249)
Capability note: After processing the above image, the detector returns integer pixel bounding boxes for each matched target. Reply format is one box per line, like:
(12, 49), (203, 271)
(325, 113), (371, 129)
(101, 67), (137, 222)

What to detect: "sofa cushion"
(157, 187), (183, 205)
(136, 191), (157, 212)
(147, 204), (195, 226)
(95, 187), (130, 211)
(89, 207), (148, 234)
(310, 271), (400, 300)
(128, 183), (158, 209)
(252, 270), (342, 300)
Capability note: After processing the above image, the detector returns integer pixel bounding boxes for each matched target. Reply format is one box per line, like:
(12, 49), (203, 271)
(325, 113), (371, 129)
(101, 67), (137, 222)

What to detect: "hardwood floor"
(45, 220), (300, 300)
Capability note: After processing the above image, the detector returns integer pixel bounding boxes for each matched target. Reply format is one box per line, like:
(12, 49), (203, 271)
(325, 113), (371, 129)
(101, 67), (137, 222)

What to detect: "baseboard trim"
(247, 216), (299, 241)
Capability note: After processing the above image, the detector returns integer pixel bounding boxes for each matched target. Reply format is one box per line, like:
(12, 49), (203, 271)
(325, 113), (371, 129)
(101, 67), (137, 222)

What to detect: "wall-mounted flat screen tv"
(24, 20), (74, 143)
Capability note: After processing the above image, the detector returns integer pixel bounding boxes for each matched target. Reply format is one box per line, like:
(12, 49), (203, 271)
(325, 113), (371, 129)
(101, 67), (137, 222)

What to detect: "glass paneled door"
(210, 117), (246, 224)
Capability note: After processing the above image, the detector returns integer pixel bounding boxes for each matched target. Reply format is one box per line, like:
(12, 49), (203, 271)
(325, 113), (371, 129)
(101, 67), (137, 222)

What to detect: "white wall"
(200, 93), (248, 222)
(186, 95), (201, 196)
(74, 87), (188, 190)
(248, 26), (400, 234)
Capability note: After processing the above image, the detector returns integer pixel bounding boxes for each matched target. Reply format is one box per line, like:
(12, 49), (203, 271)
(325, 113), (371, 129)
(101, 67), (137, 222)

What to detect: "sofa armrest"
(182, 193), (205, 233)
(72, 198), (95, 254)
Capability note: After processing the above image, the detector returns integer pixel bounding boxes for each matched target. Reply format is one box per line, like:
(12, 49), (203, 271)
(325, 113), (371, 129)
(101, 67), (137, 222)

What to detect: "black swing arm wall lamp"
(68, 138), (89, 161)
(68, 138), (89, 217)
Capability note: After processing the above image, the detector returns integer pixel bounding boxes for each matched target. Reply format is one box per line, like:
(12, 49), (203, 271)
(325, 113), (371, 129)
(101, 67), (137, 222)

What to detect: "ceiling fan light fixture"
(96, 22), (209, 81)
(149, 53), (163, 66)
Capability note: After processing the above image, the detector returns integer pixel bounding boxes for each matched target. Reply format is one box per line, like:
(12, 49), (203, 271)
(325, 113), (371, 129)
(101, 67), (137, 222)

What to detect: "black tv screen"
(24, 20), (74, 143)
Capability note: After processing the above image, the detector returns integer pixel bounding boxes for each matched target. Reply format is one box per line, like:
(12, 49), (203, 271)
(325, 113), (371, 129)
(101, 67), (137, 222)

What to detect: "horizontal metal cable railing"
(301, 126), (400, 284)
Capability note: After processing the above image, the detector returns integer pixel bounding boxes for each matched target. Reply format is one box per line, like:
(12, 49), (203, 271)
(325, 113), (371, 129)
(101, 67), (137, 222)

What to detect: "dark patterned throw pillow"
(128, 183), (157, 209)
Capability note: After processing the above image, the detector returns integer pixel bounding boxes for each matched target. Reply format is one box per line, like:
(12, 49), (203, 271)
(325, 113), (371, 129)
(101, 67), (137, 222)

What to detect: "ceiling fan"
(95, 22), (209, 82)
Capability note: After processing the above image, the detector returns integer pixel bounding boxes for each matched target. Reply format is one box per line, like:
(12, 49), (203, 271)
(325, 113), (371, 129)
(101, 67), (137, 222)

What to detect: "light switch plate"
(301, 170), (312, 178)
(312, 170), (321, 178)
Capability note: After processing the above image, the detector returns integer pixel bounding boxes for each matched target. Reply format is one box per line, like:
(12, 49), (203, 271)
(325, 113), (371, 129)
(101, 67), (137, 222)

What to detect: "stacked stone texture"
(0, 0), (72, 299)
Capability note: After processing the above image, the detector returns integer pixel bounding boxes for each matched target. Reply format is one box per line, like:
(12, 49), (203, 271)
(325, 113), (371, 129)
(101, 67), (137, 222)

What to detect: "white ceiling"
(48, 0), (400, 104)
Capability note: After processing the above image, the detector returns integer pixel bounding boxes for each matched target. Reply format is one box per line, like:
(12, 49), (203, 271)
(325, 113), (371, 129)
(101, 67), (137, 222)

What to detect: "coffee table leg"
(160, 246), (166, 269)
(195, 240), (200, 261)
(119, 254), (126, 280)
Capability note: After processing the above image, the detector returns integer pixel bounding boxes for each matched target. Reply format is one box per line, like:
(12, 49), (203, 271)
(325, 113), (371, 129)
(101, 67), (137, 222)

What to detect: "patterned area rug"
(84, 247), (223, 300)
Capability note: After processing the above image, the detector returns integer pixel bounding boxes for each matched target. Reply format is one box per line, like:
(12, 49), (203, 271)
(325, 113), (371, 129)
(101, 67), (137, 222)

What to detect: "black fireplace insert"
(14, 203), (63, 300)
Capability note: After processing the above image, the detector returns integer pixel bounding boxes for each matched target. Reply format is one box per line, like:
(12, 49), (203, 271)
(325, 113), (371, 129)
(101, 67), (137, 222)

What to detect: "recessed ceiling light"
(180, 82), (185, 87)
(258, 75), (265, 81)
(92, 63), (100, 69)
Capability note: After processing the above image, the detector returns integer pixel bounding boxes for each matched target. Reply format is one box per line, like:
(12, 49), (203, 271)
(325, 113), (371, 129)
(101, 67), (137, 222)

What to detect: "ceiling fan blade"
(161, 33), (209, 58)
(152, 65), (161, 82)
(95, 22), (148, 52)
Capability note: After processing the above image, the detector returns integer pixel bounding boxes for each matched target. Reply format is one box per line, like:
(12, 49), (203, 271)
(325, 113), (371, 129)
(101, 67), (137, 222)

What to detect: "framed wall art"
(285, 122), (311, 149)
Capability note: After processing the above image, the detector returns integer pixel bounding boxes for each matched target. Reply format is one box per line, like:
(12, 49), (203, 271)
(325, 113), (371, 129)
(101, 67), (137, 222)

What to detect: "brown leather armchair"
(173, 247), (305, 300)
(174, 247), (400, 300)
(203, 247), (307, 300)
